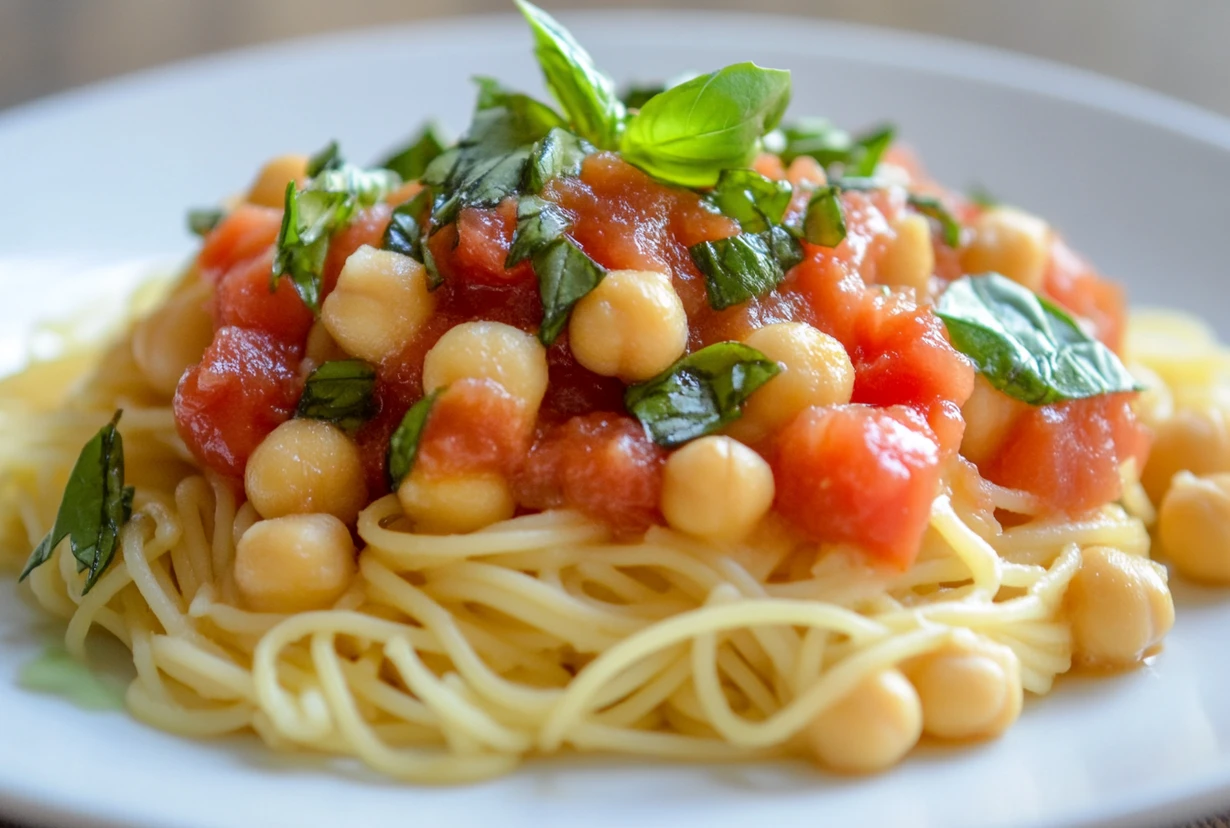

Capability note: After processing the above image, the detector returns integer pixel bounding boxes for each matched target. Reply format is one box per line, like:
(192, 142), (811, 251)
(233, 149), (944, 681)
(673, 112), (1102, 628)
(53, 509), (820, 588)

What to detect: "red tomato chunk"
(415, 379), (531, 478)
(213, 248), (314, 347)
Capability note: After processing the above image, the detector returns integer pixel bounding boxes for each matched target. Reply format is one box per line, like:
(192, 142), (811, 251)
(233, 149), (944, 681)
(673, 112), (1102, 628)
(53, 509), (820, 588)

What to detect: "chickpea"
(806, 668), (922, 774)
(879, 214), (934, 293)
(960, 375), (1029, 466)
(661, 436), (775, 541)
(1065, 545), (1175, 668)
(304, 320), (349, 367)
(1141, 407), (1230, 504)
(1159, 472), (1230, 584)
(321, 245), (436, 364)
(398, 470), (515, 535)
(422, 321), (548, 414)
(567, 270), (688, 382)
(960, 207), (1051, 292)
(728, 323), (854, 444)
(245, 420), (367, 524)
(903, 633), (1022, 740)
(131, 280), (215, 396)
(234, 514), (356, 613)
(246, 154), (309, 209)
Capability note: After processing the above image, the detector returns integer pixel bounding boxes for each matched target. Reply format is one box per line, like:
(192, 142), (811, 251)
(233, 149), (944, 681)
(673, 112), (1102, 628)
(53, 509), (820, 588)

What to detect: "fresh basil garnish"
(422, 243), (444, 292)
(379, 124), (447, 181)
(620, 62), (791, 188)
(187, 208), (223, 237)
(387, 389), (442, 488)
(625, 343), (781, 447)
(525, 127), (593, 193)
(908, 193), (961, 247)
(20, 411), (133, 594)
(936, 273), (1139, 405)
(774, 118), (895, 177)
(846, 125), (895, 178)
(383, 190), (432, 261)
(710, 169), (792, 233)
(689, 226), (803, 310)
(507, 195), (573, 268)
(296, 360), (378, 432)
(517, 0), (624, 148)
(533, 235), (606, 345)
(802, 185), (846, 247)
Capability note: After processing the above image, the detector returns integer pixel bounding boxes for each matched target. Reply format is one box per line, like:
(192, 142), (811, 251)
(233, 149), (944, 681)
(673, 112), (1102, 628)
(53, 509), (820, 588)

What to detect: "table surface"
(1, 2), (1228, 827)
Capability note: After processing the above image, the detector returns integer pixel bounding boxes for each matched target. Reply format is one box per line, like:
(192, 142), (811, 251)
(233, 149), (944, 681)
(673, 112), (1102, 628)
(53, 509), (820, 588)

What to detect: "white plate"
(3, 11), (1230, 828)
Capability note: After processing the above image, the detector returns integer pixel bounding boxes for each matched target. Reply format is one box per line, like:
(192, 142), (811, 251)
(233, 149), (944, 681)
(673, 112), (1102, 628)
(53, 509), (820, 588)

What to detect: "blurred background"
(1, 0), (1229, 117)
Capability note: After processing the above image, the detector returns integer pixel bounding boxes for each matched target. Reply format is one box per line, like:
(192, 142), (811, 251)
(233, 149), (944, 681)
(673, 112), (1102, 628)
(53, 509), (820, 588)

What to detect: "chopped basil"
(187, 207), (223, 237)
(533, 236), (606, 345)
(383, 190), (432, 260)
(710, 169), (792, 233)
(525, 127), (593, 193)
(20, 411), (133, 594)
(507, 195), (573, 268)
(422, 243), (444, 291)
(620, 62), (791, 188)
(625, 343), (781, 447)
(936, 273), (1140, 405)
(846, 125), (895, 178)
(908, 193), (961, 247)
(306, 140), (342, 177)
(516, 0), (624, 148)
(295, 360), (378, 432)
(802, 186), (846, 247)
(620, 83), (665, 110)
(774, 118), (895, 177)
(387, 389), (442, 488)
(689, 226), (803, 310)
(379, 124), (448, 181)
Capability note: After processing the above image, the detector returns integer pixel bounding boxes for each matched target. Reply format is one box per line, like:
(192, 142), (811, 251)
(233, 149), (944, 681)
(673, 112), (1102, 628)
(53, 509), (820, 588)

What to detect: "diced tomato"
(772, 404), (942, 568)
(321, 203), (392, 299)
(415, 378), (531, 477)
(984, 392), (1149, 515)
(213, 248), (314, 347)
(197, 204), (282, 283)
(173, 327), (302, 480)
(514, 413), (667, 537)
(1043, 238), (1128, 352)
(791, 255), (867, 346)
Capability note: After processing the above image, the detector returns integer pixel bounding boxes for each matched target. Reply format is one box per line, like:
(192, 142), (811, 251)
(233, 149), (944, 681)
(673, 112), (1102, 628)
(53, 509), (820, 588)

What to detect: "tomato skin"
(174, 327), (303, 480)
(772, 404), (942, 568)
(197, 205), (283, 283)
(415, 378), (531, 477)
(213, 248), (314, 347)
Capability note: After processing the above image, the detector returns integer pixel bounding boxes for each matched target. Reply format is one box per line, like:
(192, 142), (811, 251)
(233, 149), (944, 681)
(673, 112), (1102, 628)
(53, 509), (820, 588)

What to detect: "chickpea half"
(234, 514), (356, 613)
(661, 435), (775, 542)
(1065, 545), (1174, 668)
(321, 245), (436, 364)
(1159, 471), (1230, 584)
(806, 668), (923, 774)
(245, 419), (367, 524)
(960, 206), (1051, 292)
(568, 269), (689, 382)
(903, 633), (1023, 740)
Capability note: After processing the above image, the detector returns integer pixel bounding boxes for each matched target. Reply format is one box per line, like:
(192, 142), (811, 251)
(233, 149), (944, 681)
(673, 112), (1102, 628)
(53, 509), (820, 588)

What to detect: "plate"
(3, 11), (1230, 828)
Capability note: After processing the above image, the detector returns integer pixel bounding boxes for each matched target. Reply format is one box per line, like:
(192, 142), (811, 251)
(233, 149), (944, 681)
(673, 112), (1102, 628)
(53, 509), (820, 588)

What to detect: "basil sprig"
(936, 273), (1139, 405)
(625, 343), (781, 447)
(689, 226), (802, 311)
(387, 389), (442, 488)
(296, 360), (378, 432)
(20, 411), (133, 594)
(379, 124), (447, 181)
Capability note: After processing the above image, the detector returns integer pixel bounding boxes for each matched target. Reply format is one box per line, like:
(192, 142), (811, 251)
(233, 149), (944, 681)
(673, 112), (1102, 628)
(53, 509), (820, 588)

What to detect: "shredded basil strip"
(689, 226), (803, 311)
(20, 411), (133, 594)
(625, 343), (781, 447)
(422, 243), (444, 291)
(187, 207), (223, 237)
(802, 186), (846, 247)
(387, 389), (443, 488)
(525, 127), (593, 193)
(379, 124), (447, 181)
(306, 141), (342, 177)
(846, 125), (895, 178)
(775, 118), (895, 177)
(710, 169), (792, 233)
(908, 193), (961, 247)
(936, 273), (1140, 405)
(534, 237), (606, 345)
(295, 360), (378, 432)
(383, 190), (432, 261)
(507, 195), (574, 268)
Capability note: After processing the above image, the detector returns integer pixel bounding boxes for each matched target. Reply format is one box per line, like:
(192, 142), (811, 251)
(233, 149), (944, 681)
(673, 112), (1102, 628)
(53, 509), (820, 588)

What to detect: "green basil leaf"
(620, 83), (665, 110)
(379, 123), (448, 181)
(432, 148), (533, 228)
(272, 184), (350, 312)
(802, 185), (846, 247)
(908, 193), (961, 247)
(620, 62), (792, 188)
(507, 195), (573, 268)
(533, 237), (606, 345)
(625, 343), (781, 447)
(516, 0), (624, 148)
(20, 411), (130, 594)
(525, 127), (593, 193)
(296, 360), (378, 432)
(846, 124), (895, 178)
(936, 273), (1139, 405)
(383, 190), (432, 260)
(422, 242), (444, 291)
(306, 140), (342, 177)
(387, 389), (442, 488)
(187, 208), (223, 237)
(710, 169), (792, 233)
(689, 226), (802, 310)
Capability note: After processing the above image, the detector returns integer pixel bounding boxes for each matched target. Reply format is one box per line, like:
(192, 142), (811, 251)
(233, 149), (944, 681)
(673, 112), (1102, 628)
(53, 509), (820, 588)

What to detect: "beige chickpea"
(960, 375), (1029, 467)
(246, 154), (309, 209)
(234, 514), (356, 613)
(1159, 471), (1230, 584)
(1065, 545), (1175, 668)
(321, 245), (436, 364)
(879, 214), (935, 293)
(567, 270), (688, 382)
(661, 436), (775, 542)
(131, 280), (215, 396)
(728, 322), (854, 444)
(422, 321), (548, 414)
(1141, 407), (1230, 504)
(398, 470), (516, 535)
(245, 420), (367, 524)
(806, 668), (923, 774)
(960, 207), (1051, 292)
(903, 633), (1023, 740)
(304, 320), (349, 367)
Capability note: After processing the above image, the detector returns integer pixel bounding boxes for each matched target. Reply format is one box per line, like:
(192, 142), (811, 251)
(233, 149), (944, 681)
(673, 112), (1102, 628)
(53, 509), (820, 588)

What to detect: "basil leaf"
(689, 226), (802, 310)
(187, 208), (223, 237)
(516, 0), (624, 148)
(620, 83), (665, 110)
(422, 243), (444, 292)
(710, 169), (792, 233)
(846, 125), (895, 178)
(383, 190), (432, 260)
(507, 195), (573, 268)
(307, 140), (342, 177)
(625, 343), (781, 447)
(908, 193), (961, 247)
(379, 124), (447, 181)
(387, 389), (442, 488)
(296, 360), (378, 432)
(802, 185), (846, 247)
(525, 127), (593, 193)
(620, 63), (792, 188)
(534, 237), (606, 345)
(272, 184), (350, 312)
(20, 411), (131, 594)
(936, 273), (1139, 405)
